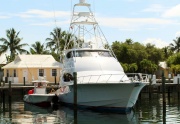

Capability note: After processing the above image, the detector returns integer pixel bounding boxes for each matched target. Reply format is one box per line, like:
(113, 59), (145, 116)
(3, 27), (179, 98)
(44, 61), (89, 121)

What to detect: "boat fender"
(60, 87), (66, 92)
(28, 89), (34, 94)
(60, 87), (63, 92)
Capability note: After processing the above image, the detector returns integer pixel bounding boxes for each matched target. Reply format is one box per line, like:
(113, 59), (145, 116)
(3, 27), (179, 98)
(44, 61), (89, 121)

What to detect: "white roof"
(2, 55), (62, 69)
(159, 61), (167, 69)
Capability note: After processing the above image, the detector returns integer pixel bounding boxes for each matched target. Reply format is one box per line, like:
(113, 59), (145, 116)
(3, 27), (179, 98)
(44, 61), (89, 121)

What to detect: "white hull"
(58, 82), (146, 112)
(24, 94), (55, 104)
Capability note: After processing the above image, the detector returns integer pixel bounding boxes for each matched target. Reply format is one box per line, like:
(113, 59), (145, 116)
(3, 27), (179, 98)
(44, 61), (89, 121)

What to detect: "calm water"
(1, 93), (180, 124)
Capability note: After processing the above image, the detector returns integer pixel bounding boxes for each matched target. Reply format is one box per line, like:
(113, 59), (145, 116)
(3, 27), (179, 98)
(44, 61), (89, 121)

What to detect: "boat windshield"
(66, 50), (113, 58)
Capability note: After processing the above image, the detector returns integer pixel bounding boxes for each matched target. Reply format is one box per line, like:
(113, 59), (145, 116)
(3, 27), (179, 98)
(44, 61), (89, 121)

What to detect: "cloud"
(30, 20), (69, 27)
(143, 38), (169, 48)
(175, 31), (180, 38)
(97, 17), (177, 30)
(0, 9), (70, 19)
(0, 15), (10, 19)
(19, 9), (70, 18)
(162, 4), (180, 18)
(143, 4), (165, 13)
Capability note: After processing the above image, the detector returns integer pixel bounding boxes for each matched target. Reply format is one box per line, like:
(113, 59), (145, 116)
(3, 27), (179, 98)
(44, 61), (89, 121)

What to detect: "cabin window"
(72, 50), (113, 57)
(14, 69), (17, 77)
(52, 69), (57, 76)
(39, 69), (44, 76)
(98, 51), (112, 57)
(78, 51), (91, 57)
(6, 70), (9, 77)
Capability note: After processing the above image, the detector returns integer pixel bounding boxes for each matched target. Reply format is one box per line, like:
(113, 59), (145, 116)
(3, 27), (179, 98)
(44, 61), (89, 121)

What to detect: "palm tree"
(169, 37), (180, 53)
(129, 63), (138, 73)
(30, 41), (49, 54)
(46, 27), (66, 54)
(162, 46), (170, 59)
(121, 63), (128, 72)
(150, 63), (158, 74)
(64, 32), (75, 49)
(0, 28), (28, 62)
(140, 59), (151, 73)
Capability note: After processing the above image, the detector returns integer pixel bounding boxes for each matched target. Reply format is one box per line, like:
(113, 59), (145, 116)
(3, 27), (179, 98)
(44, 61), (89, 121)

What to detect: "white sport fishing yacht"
(57, 0), (149, 113)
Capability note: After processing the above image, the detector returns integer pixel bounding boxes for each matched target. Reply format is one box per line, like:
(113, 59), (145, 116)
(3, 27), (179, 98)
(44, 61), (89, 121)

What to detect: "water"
(1, 93), (180, 124)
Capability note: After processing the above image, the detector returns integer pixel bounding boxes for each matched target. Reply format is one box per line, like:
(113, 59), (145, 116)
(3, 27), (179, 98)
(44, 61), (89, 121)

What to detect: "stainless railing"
(76, 73), (150, 84)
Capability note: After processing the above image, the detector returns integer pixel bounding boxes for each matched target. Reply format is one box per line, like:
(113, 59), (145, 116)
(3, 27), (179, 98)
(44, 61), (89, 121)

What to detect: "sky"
(0, 0), (180, 63)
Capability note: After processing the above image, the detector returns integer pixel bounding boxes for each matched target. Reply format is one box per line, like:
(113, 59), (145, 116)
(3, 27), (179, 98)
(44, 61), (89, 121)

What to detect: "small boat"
(23, 76), (58, 107)
(57, 0), (149, 113)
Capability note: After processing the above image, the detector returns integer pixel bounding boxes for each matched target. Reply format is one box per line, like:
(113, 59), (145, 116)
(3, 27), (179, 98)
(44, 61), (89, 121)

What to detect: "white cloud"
(0, 15), (10, 19)
(0, 9), (70, 19)
(143, 4), (165, 13)
(31, 20), (69, 27)
(19, 9), (70, 18)
(143, 38), (169, 48)
(162, 4), (180, 18)
(97, 17), (177, 30)
(175, 31), (180, 38)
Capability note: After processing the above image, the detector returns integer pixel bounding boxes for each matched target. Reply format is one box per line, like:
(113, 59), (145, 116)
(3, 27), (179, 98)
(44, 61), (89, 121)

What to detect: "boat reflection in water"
(24, 103), (139, 124)
(24, 103), (58, 123)
(24, 102), (55, 114)
(57, 107), (139, 124)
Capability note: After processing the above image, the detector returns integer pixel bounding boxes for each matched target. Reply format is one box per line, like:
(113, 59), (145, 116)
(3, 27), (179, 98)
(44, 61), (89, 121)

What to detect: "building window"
(52, 69), (57, 76)
(39, 69), (44, 76)
(14, 69), (17, 77)
(6, 70), (9, 77)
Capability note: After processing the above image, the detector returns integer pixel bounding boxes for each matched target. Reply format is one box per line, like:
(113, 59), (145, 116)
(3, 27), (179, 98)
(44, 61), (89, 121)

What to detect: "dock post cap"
(168, 74), (171, 78)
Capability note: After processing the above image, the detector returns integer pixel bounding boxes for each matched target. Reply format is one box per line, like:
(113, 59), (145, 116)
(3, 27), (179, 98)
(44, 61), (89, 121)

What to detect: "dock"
(0, 81), (179, 96)
(0, 78), (180, 100)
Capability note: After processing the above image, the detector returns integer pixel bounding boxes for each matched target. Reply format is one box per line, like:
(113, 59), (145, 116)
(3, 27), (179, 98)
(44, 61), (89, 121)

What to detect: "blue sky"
(0, 0), (180, 62)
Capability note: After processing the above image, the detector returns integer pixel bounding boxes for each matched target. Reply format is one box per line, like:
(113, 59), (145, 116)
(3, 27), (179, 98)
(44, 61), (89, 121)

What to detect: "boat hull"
(58, 83), (146, 113)
(23, 94), (56, 107)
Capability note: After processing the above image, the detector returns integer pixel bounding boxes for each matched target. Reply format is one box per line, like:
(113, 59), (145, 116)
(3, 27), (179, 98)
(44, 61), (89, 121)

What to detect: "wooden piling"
(5, 77), (8, 83)
(0, 77), (1, 87)
(73, 72), (77, 105)
(8, 80), (12, 119)
(178, 76), (180, 99)
(9, 81), (11, 95)
(149, 85), (152, 99)
(9, 88), (12, 119)
(23, 77), (25, 86)
(162, 72), (166, 124)
(2, 90), (5, 115)
(149, 76), (152, 99)
(54, 76), (57, 85)
(73, 72), (77, 124)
